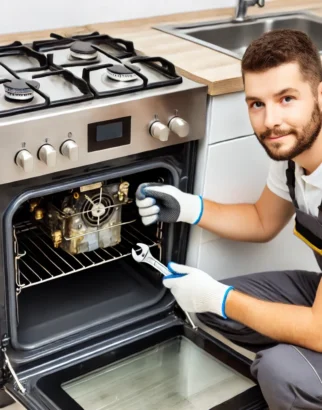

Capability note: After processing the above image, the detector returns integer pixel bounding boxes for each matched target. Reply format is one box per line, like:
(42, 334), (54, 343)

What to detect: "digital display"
(88, 116), (131, 152)
(96, 122), (123, 142)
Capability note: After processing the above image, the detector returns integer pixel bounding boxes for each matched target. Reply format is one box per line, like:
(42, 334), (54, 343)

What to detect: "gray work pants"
(197, 270), (322, 410)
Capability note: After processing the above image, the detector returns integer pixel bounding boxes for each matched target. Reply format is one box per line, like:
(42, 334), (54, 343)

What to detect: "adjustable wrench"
(132, 243), (197, 330)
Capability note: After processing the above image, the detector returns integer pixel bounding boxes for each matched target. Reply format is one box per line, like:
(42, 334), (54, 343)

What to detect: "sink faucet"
(234, 0), (265, 22)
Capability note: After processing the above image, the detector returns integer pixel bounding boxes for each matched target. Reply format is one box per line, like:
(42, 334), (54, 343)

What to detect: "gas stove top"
(0, 31), (182, 118)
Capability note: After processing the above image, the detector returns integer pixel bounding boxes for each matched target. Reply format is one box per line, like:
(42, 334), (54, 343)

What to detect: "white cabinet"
(208, 92), (253, 145)
(187, 134), (319, 278)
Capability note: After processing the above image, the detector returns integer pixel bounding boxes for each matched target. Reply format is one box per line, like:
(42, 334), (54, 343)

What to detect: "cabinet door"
(208, 92), (253, 144)
(187, 135), (319, 279)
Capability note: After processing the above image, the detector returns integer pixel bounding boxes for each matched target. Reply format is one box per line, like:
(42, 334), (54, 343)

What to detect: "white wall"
(1, 0), (236, 35)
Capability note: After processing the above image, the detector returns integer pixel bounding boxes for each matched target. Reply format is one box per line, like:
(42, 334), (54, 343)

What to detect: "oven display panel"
(88, 116), (131, 152)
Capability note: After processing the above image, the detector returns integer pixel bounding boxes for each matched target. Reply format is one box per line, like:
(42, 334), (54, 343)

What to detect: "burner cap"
(106, 64), (141, 82)
(4, 79), (40, 103)
(70, 41), (98, 60)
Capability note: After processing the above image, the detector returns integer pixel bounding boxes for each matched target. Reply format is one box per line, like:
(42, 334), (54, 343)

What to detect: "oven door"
(4, 315), (267, 410)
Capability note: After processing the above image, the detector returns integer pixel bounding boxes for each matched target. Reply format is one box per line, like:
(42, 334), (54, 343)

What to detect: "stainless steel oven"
(0, 32), (267, 410)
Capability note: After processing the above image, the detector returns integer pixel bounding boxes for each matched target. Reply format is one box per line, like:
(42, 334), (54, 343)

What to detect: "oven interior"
(12, 168), (173, 350)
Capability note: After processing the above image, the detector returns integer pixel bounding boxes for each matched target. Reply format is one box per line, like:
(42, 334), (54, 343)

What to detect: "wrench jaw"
(132, 243), (169, 276)
(131, 243), (149, 262)
(131, 248), (142, 262)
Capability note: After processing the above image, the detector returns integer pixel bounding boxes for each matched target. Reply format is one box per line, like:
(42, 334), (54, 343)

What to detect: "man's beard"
(256, 103), (322, 161)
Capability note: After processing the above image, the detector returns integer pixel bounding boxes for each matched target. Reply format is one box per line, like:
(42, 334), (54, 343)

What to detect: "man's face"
(244, 62), (322, 161)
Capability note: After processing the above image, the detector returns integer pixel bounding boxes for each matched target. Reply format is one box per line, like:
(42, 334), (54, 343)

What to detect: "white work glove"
(135, 183), (203, 226)
(163, 262), (234, 319)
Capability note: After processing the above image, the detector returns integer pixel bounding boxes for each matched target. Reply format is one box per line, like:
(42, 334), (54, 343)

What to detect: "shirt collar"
(300, 162), (322, 189)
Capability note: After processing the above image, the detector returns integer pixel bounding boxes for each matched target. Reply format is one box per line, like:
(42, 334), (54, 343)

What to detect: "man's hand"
(135, 183), (203, 226)
(163, 262), (234, 318)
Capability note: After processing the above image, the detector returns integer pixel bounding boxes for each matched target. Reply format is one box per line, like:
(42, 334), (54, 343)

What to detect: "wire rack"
(13, 220), (159, 291)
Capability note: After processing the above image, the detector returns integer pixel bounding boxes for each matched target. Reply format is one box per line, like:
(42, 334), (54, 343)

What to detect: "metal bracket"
(1, 336), (26, 395)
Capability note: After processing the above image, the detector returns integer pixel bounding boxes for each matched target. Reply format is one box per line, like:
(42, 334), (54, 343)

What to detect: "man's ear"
(317, 82), (322, 109)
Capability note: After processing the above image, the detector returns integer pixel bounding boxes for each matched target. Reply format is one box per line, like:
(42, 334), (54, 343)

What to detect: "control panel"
(2, 81), (207, 184)
(14, 115), (190, 173)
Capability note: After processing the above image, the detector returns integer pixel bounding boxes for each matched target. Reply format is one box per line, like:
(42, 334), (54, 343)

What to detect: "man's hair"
(242, 29), (322, 89)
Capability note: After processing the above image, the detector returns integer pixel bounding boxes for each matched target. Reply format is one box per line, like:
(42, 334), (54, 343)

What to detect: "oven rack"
(13, 220), (159, 291)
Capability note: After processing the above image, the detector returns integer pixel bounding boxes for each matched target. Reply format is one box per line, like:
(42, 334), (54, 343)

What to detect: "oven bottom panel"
(18, 258), (166, 349)
(13, 323), (267, 410)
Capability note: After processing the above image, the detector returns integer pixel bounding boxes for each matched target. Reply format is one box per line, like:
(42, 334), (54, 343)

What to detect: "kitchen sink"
(154, 12), (322, 60)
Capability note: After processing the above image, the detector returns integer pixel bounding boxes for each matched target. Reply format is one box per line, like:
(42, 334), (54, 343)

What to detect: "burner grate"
(32, 32), (136, 59)
(0, 44), (47, 72)
(0, 55), (94, 117)
(83, 55), (182, 98)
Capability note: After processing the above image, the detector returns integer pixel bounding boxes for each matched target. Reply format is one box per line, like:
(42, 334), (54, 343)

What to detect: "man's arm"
(225, 279), (322, 352)
(198, 185), (295, 242)
(164, 263), (322, 352)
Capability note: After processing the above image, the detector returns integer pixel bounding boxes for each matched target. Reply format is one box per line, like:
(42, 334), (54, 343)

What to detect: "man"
(136, 29), (322, 409)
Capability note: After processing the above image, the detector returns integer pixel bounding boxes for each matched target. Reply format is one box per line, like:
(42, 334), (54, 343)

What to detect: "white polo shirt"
(267, 160), (322, 217)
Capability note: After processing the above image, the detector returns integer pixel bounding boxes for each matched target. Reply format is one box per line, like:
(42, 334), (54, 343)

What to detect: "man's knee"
(197, 312), (273, 345)
(251, 344), (322, 409)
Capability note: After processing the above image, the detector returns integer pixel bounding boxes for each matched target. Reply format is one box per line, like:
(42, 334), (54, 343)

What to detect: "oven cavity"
(13, 176), (161, 293)
(11, 171), (169, 349)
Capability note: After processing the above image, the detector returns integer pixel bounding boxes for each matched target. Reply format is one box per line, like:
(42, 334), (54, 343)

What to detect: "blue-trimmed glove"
(163, 262), (234, 319)
(136, 183), (203, 226)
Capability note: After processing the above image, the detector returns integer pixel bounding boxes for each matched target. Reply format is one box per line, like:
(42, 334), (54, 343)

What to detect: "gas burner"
(106, 64), (141, 82)
(4, 79), (40, 103)
(70, 41), (98, 60)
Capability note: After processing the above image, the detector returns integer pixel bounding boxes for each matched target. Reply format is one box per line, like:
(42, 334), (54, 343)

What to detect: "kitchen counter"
(1, 0), (322, 95)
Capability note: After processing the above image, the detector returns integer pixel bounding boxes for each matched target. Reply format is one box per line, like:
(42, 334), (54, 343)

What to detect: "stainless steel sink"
(154, 12), (322, 60)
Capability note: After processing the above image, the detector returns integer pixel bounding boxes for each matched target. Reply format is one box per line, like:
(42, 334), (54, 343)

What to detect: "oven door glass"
(61, 336), (254, 410)
(5, 322), (267, 410)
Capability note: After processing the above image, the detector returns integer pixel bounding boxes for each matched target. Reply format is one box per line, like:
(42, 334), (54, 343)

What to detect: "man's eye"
(252, 101), (263, 109)
(282, 96), (294, 103)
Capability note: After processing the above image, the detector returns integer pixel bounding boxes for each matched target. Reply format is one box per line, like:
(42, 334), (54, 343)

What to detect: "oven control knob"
(168, 116), (190, 138)
(149, 121), (170, 142)
(15, 149), (33, 172)
(38, 144), (57, 167)
(60, 140), (79, 161)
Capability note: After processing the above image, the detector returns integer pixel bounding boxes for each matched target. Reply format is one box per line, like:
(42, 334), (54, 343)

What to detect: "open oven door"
(2, 313), (268, 410)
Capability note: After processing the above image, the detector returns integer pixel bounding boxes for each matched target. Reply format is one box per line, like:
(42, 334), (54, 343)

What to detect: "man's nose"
(264, 105), (282, 129)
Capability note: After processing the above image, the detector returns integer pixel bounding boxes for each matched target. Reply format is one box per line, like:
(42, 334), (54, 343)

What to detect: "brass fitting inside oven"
(34, 208), (45, 220)
(29, 199), (40, 213)
(52, 230), (63, 248)
(118, 182), (129, 202)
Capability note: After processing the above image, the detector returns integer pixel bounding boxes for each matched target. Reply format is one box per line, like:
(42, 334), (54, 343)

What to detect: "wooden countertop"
(1, 0), (322, 96)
